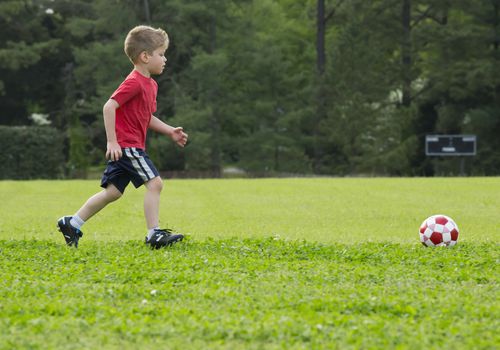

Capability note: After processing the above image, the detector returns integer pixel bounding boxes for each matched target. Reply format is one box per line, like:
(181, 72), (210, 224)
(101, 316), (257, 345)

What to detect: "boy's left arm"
(149, 116), (188, 147)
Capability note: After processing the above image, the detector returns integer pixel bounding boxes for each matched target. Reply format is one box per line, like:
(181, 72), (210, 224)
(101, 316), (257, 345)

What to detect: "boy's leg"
(76, 184), (123, 221)
(58, 184), (122, 247)
(144, 176), (163, 230)
(143, 176), (184, 249)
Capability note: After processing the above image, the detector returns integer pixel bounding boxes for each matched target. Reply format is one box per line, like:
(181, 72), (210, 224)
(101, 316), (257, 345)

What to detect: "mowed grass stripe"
(0, 177), (499, 243)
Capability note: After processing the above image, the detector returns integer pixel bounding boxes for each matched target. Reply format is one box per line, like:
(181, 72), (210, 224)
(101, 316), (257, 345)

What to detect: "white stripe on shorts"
(131, 148), (155, 180)
(125, 148), (148, 181)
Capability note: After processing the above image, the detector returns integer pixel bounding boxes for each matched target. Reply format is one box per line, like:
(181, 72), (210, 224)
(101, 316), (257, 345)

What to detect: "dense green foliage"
(0, 126), (64, 179)
(0, 239), (497, 349)
(0, 0), (499, 177)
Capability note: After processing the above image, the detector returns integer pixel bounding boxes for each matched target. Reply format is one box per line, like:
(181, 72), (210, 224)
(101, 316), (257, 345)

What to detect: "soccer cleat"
(145, 228), (184, 249)
(57, 216), (83, 248)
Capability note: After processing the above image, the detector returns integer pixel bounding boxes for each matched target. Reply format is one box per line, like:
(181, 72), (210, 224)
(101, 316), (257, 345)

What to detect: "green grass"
(0, 178), (498, 349)
(0, 178), (499, 243)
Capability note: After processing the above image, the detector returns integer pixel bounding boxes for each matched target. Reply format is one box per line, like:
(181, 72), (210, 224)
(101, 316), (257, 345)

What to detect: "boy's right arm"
(103, 99), (122, 161)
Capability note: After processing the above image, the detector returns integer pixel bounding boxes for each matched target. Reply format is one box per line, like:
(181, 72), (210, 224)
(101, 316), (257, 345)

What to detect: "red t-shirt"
(110, 70), (158, 149)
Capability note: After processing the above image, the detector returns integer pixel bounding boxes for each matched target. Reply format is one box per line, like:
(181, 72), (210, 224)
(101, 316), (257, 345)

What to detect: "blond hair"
(124, 25), (169, 63)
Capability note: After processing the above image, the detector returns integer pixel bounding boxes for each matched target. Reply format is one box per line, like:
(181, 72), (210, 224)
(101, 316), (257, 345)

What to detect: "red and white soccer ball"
(419, 215), (459, 247)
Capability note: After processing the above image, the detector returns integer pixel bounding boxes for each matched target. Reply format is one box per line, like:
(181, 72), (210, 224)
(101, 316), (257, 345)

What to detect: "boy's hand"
(106, 141), (122, 161)
(171, 127), (188, 147)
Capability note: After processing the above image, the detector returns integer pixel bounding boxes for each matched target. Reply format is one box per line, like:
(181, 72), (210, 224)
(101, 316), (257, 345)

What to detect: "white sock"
(147, 227), (159, 240)
(70, 215), (85, 230)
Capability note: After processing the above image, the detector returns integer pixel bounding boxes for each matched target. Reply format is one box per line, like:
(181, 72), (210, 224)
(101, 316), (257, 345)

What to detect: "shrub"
(0, 126), (64, 179)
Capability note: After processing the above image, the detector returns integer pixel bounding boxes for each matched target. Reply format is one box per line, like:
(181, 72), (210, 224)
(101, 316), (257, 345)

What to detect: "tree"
(1, 0), (500, 177)
(415, 0), (500, 174)
(311, 0), (346, 173)
(0, 0), (69, 126)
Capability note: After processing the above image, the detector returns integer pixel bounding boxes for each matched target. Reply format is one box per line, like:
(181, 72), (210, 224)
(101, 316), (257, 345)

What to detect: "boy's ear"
(138, 51), (149, 63)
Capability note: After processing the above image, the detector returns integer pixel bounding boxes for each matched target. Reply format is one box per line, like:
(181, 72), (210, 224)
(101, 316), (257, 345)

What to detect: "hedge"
(0, 126), (65, 179)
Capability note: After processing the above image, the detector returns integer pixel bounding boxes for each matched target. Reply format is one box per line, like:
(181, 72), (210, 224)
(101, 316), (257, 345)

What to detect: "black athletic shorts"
(100, 147), (160, 194)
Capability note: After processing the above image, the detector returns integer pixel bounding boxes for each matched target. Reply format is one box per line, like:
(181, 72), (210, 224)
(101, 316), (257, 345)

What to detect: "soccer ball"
(419, 215), (459, 247)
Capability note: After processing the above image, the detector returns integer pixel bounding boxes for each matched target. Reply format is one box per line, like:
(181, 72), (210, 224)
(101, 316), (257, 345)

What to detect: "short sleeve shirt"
(110, 70), (158, 149)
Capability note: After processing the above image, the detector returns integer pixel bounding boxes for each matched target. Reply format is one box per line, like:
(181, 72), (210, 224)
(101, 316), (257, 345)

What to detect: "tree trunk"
(492, 1), (500, 102)
(493, 0), (499, 51)
(143, 0), (151, 23)
(209, 14), (221, 178)
(401, 0), (412, 107)
(317, 0), (326, 76)
(313, 0), (327, 173)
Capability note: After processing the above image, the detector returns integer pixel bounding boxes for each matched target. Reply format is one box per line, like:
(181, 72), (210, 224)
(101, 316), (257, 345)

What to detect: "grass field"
(0, 178), (498, 349)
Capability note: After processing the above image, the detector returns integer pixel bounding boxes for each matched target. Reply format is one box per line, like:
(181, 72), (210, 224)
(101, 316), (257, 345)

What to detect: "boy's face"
(146, 46), (167, 75)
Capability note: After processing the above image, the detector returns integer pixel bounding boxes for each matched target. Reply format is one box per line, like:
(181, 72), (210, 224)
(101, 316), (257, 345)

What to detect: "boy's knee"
(110, 191), (123, 202)
(105, 185), (122, 202)
(147, 176), (163, 193)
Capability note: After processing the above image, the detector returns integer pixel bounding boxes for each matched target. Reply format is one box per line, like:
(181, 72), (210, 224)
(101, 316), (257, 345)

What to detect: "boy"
(58, 25), (188, 249)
